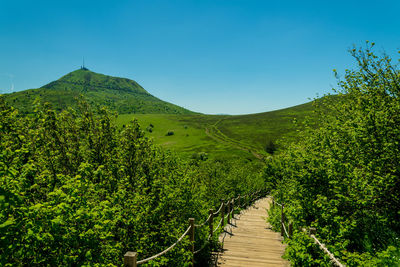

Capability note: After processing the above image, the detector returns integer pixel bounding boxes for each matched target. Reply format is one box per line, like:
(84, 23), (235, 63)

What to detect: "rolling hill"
(3, 68), (323, 160)
(3, 68), (195, 115)
(117, 101), (317, 160)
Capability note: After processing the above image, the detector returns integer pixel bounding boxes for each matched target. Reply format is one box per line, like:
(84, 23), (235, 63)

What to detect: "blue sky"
(1, 0), (399, 114)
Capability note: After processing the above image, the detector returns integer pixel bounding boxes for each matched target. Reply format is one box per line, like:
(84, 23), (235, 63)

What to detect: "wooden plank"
(219, 255), (288, 266)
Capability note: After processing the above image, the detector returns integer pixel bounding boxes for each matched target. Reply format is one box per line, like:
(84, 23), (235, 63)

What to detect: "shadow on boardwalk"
(212, 197), (289, 267)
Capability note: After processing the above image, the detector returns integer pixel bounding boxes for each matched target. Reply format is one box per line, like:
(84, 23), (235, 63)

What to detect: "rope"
(195, 213), (212, 227)
(301, 228), (345, 267)
(282, 222), (289, 238)
(131, 191), (264, 264)
(213, 218), (223, 233)
(310, 234), (345, 267)
(213, 202), (224, 216)
(193, 234), (211, 254)
(137, 226), (191, 264)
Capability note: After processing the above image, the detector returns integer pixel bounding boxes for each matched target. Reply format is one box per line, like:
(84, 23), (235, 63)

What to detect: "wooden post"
(272, 197), (275, 207)
(124, 251), (137, 267)
(221, 201), (225, 225)
(227, 200), (231, 224)
(288, 222), (293, 238)
(280, 204), (284, 237)
(310, 227), (316, 235)
(209, 209), (213, 238)
(238, 195), (241, 208)
(189, 218), (195, 266)
(231, 199), (235, 219)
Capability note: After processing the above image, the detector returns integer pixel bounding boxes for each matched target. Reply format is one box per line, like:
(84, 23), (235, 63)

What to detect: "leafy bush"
(0, 99), (201, 266)
(146, 124), (153, 132)
(0, 98), (265, 266)
(265, 140), (277, 154)
(265, 43), (400, 265)
(190, 152), (208, 161)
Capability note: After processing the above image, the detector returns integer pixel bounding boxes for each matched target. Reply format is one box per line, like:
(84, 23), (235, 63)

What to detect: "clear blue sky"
(1, 0), (399, 114)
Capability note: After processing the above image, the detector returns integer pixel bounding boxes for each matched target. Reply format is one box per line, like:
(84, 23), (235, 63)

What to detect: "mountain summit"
(4, 69), (194, 115)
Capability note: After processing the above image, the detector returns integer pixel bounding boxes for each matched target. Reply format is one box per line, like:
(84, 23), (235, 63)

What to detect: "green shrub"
(266, 43), (400, 265)
(0, 98), (266, 266)
(265, 140), (277, 154)
(191, 152), (208, 161)
(0, 99), (198, 266)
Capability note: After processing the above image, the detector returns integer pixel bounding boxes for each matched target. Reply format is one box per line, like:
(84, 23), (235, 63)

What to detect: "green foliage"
(265, 140), (277, 154)
(285, 232), (331, 267)
(192, 158), (265, 207)
(146, 124), (154, 133)
(265, 43), (400, 265)
(3, 69), (194, 115)
(191, 152), (208, 161)
(0, 98), (264, 266)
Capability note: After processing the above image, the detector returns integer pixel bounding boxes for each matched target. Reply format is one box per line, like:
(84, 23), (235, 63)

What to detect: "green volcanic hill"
(3, 69), (194, 115)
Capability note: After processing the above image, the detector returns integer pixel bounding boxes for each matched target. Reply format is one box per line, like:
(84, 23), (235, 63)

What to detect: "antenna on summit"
(81, 57), (88, 70)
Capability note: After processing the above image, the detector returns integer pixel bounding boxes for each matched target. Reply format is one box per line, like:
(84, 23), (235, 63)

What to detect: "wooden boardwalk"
(216, 197), (289, 267)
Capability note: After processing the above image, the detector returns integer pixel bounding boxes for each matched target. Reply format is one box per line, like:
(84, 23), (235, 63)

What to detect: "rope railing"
(123, 189), (265, 267)
(302, 228), (345, 267)
(194, 213), (212, 228)
(213, 202), (224, 216)
(193, 235), (210, 254)
(273, 198), (345, 267)
(213, 218), (224, 233)
(136, 226), (191, 264)
(282, 220), (289, 238)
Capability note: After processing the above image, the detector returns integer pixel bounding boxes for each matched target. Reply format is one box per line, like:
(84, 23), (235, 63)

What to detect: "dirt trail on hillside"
(204, 124), (263, 160)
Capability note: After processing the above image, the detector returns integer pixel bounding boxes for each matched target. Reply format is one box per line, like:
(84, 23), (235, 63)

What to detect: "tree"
(266, 42), (400, 265)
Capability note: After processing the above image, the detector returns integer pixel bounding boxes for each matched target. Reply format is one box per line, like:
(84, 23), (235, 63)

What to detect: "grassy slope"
(4, 69), (195, 115)
(117, 114), (255, 160)
(215, 102), (314, 150)
(116, 101), (316, 160)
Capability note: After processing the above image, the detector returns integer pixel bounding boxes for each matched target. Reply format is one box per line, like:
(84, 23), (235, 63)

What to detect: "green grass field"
(116, 101), (316, 160)
(117, 114), (254, 160)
